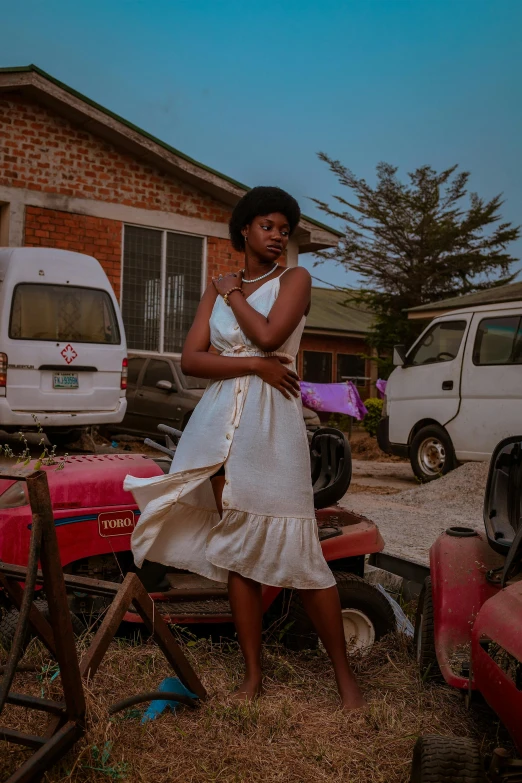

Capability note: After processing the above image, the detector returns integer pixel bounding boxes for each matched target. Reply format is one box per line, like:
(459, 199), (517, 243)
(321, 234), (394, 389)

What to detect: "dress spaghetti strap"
(278, 266), (292, 277)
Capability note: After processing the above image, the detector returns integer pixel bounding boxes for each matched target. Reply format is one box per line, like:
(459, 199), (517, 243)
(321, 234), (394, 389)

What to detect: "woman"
(124, 187), (364, 710)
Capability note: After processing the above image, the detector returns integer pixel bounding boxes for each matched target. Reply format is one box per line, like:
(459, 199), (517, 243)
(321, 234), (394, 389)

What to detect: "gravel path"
(342, 461), (490, 564)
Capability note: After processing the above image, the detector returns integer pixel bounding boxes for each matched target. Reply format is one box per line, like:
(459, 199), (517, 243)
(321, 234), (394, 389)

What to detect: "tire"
(414, 577), (441, 681)
(47, 430), (82, 449)
(410, 425), (456, 483)
(409, 735), (486, 782)
(281, 572), (397, 652)
(0, 599), (85, 652)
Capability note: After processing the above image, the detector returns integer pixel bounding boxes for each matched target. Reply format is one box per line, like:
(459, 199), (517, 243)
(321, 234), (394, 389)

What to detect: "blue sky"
(2, 0), (521, 288)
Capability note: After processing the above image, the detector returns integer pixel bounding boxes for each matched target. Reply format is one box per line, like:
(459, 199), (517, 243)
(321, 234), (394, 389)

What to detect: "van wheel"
(47, 430), (82, 449)
(410, 425), (456, 482)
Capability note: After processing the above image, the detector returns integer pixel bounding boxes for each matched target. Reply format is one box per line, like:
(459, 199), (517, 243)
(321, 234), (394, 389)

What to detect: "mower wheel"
(0, 600), (85, 652)
(409, 735), (486, 782)
(281, 572), (396, 653)
(414, 577), (441, 680)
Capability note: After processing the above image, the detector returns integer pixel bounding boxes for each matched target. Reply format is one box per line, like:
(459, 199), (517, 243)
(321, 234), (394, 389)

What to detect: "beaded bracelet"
(223, 287), (244, 306)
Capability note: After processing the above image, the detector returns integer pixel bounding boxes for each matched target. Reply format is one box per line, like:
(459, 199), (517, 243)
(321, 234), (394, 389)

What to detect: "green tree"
(314, 159), (520, 376)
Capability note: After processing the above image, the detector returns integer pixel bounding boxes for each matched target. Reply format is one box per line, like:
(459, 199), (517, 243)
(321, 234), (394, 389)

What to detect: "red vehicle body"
(413, 435), (522, 781)
(0, 429), (395, 650)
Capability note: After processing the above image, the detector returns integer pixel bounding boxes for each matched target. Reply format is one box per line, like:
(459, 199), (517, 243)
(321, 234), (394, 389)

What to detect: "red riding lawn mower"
(411, 435), (522, 782)
(0, 426), (397, 654)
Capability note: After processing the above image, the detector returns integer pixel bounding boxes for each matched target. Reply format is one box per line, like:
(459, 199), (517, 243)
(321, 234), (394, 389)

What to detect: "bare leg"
(210, 474), (226, 515)
(228, 571), (263, 700)
(298, 585), (366, 710)
(210, 474), (263, 701)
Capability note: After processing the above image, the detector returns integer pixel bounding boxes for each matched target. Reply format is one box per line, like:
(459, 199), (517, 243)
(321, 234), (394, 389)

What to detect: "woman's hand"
(253, 356), (300, 400)
(212, 271), (243, 297)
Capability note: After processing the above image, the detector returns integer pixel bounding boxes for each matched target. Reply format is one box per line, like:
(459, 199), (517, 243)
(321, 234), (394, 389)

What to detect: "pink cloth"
(300, 381), (368, 421)
(376, 379), (387, 399)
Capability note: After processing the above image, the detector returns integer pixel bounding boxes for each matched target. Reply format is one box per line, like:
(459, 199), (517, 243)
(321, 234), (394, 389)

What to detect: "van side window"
(127, 358), (146, 386)
(142, 360), (175, 388)
(473, 316), (522, 365)
(408, 321), (467, 366)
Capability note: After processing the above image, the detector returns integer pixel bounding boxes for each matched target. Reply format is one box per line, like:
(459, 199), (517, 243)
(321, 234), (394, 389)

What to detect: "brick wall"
(207, 236), (244, 281)
(24, 206), (122, 294)
(0, 95), (232, 222)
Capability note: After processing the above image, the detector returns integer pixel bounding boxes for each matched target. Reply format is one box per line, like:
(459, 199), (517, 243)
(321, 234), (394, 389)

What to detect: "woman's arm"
(221, 266), (311, 352)
(180, 284), (301, 399)
(180, 284), (255, 380)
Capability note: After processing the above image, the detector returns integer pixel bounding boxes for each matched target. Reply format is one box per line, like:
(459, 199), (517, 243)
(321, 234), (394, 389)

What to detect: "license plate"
(53, 372), (79, 389)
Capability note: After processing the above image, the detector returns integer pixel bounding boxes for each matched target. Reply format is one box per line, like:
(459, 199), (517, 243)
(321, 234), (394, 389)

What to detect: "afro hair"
(229, 186), (301, 252)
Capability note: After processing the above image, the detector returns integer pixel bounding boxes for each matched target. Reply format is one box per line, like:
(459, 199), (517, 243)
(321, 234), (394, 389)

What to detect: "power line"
(311, 274), (352, 292)
(310, 275), (370, 316)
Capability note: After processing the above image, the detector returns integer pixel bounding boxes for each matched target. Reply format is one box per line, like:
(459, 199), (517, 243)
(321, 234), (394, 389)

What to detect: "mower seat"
(310, 427), (352, 510)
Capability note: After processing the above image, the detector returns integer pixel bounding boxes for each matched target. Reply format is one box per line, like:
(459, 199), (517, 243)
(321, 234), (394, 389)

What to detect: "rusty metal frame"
(0, 467), (205, 783)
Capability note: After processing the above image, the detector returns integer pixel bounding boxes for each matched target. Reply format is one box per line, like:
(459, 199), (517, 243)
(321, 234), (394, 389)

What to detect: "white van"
(0, 247), (127, 441)
(378, 300), (522, 481)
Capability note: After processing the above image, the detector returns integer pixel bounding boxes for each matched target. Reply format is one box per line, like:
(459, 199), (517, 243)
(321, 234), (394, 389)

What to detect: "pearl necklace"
(242, 264), (279, 284)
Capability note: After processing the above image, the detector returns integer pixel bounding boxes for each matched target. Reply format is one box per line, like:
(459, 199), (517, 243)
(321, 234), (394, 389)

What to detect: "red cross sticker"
(61, 344), (78, 365)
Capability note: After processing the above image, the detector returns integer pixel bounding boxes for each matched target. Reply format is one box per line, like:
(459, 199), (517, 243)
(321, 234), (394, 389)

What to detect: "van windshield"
(10, 284), (121, 344)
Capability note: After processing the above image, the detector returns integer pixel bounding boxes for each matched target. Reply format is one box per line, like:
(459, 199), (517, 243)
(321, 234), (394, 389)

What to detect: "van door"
(388, 317), (471, 446)
(133, 358), (182, 437)
(447, 309), (522, 459)
(6, 283), (124, 414)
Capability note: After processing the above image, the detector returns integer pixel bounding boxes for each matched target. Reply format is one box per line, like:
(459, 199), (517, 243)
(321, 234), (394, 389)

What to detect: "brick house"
(0, 65), (342, 355)
(298, 287), (377, 399)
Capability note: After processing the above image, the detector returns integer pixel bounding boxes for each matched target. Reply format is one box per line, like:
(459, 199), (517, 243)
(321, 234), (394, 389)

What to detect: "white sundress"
(123, 271), (336, 590)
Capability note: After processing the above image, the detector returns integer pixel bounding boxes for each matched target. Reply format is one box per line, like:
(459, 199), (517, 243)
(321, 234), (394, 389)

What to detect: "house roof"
(305, 287), (373, 336)
(407, 281), (522, 320)
(0, 64), (342, 253)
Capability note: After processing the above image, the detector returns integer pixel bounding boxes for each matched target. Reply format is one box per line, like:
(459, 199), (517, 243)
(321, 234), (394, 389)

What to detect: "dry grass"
(0, 628), (504, 783)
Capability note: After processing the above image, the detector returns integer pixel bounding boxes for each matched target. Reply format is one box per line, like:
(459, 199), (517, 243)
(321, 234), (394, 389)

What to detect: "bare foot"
(231, 675), (263, 703)
(339, 681), (367, 711)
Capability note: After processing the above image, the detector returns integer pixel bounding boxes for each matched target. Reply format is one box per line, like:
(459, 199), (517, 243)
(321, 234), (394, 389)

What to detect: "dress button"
(233, 325), (239, 331)
(223, 500), (229, 507)
(225, 479), (229, 485)
(226, 433), (231, 440)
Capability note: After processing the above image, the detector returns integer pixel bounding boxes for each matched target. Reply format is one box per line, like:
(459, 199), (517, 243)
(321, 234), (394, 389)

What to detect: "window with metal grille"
(337, 354), (368, 386)
(302, 351), (332, 383)
(122, 225), (204, 353)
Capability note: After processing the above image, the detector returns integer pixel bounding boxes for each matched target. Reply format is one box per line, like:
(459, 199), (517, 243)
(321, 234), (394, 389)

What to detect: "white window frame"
(120, 222), (207, 356)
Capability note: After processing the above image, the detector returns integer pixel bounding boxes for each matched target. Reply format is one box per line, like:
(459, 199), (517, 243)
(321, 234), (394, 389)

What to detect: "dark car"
(109, 352), (207, 438)
(109, 351), (321, 441)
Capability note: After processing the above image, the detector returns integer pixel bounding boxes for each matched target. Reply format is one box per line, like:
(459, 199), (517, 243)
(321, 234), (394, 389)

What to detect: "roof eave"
(0, 65), (340, 251)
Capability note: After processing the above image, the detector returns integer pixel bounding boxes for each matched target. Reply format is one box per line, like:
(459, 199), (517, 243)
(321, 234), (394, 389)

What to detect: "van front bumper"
(0, 398), (127, 430)
(377, 416), (410, 458)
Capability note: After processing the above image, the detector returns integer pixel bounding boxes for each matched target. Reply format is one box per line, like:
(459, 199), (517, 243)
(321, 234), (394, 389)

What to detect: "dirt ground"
(344, 460), (489, 564)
